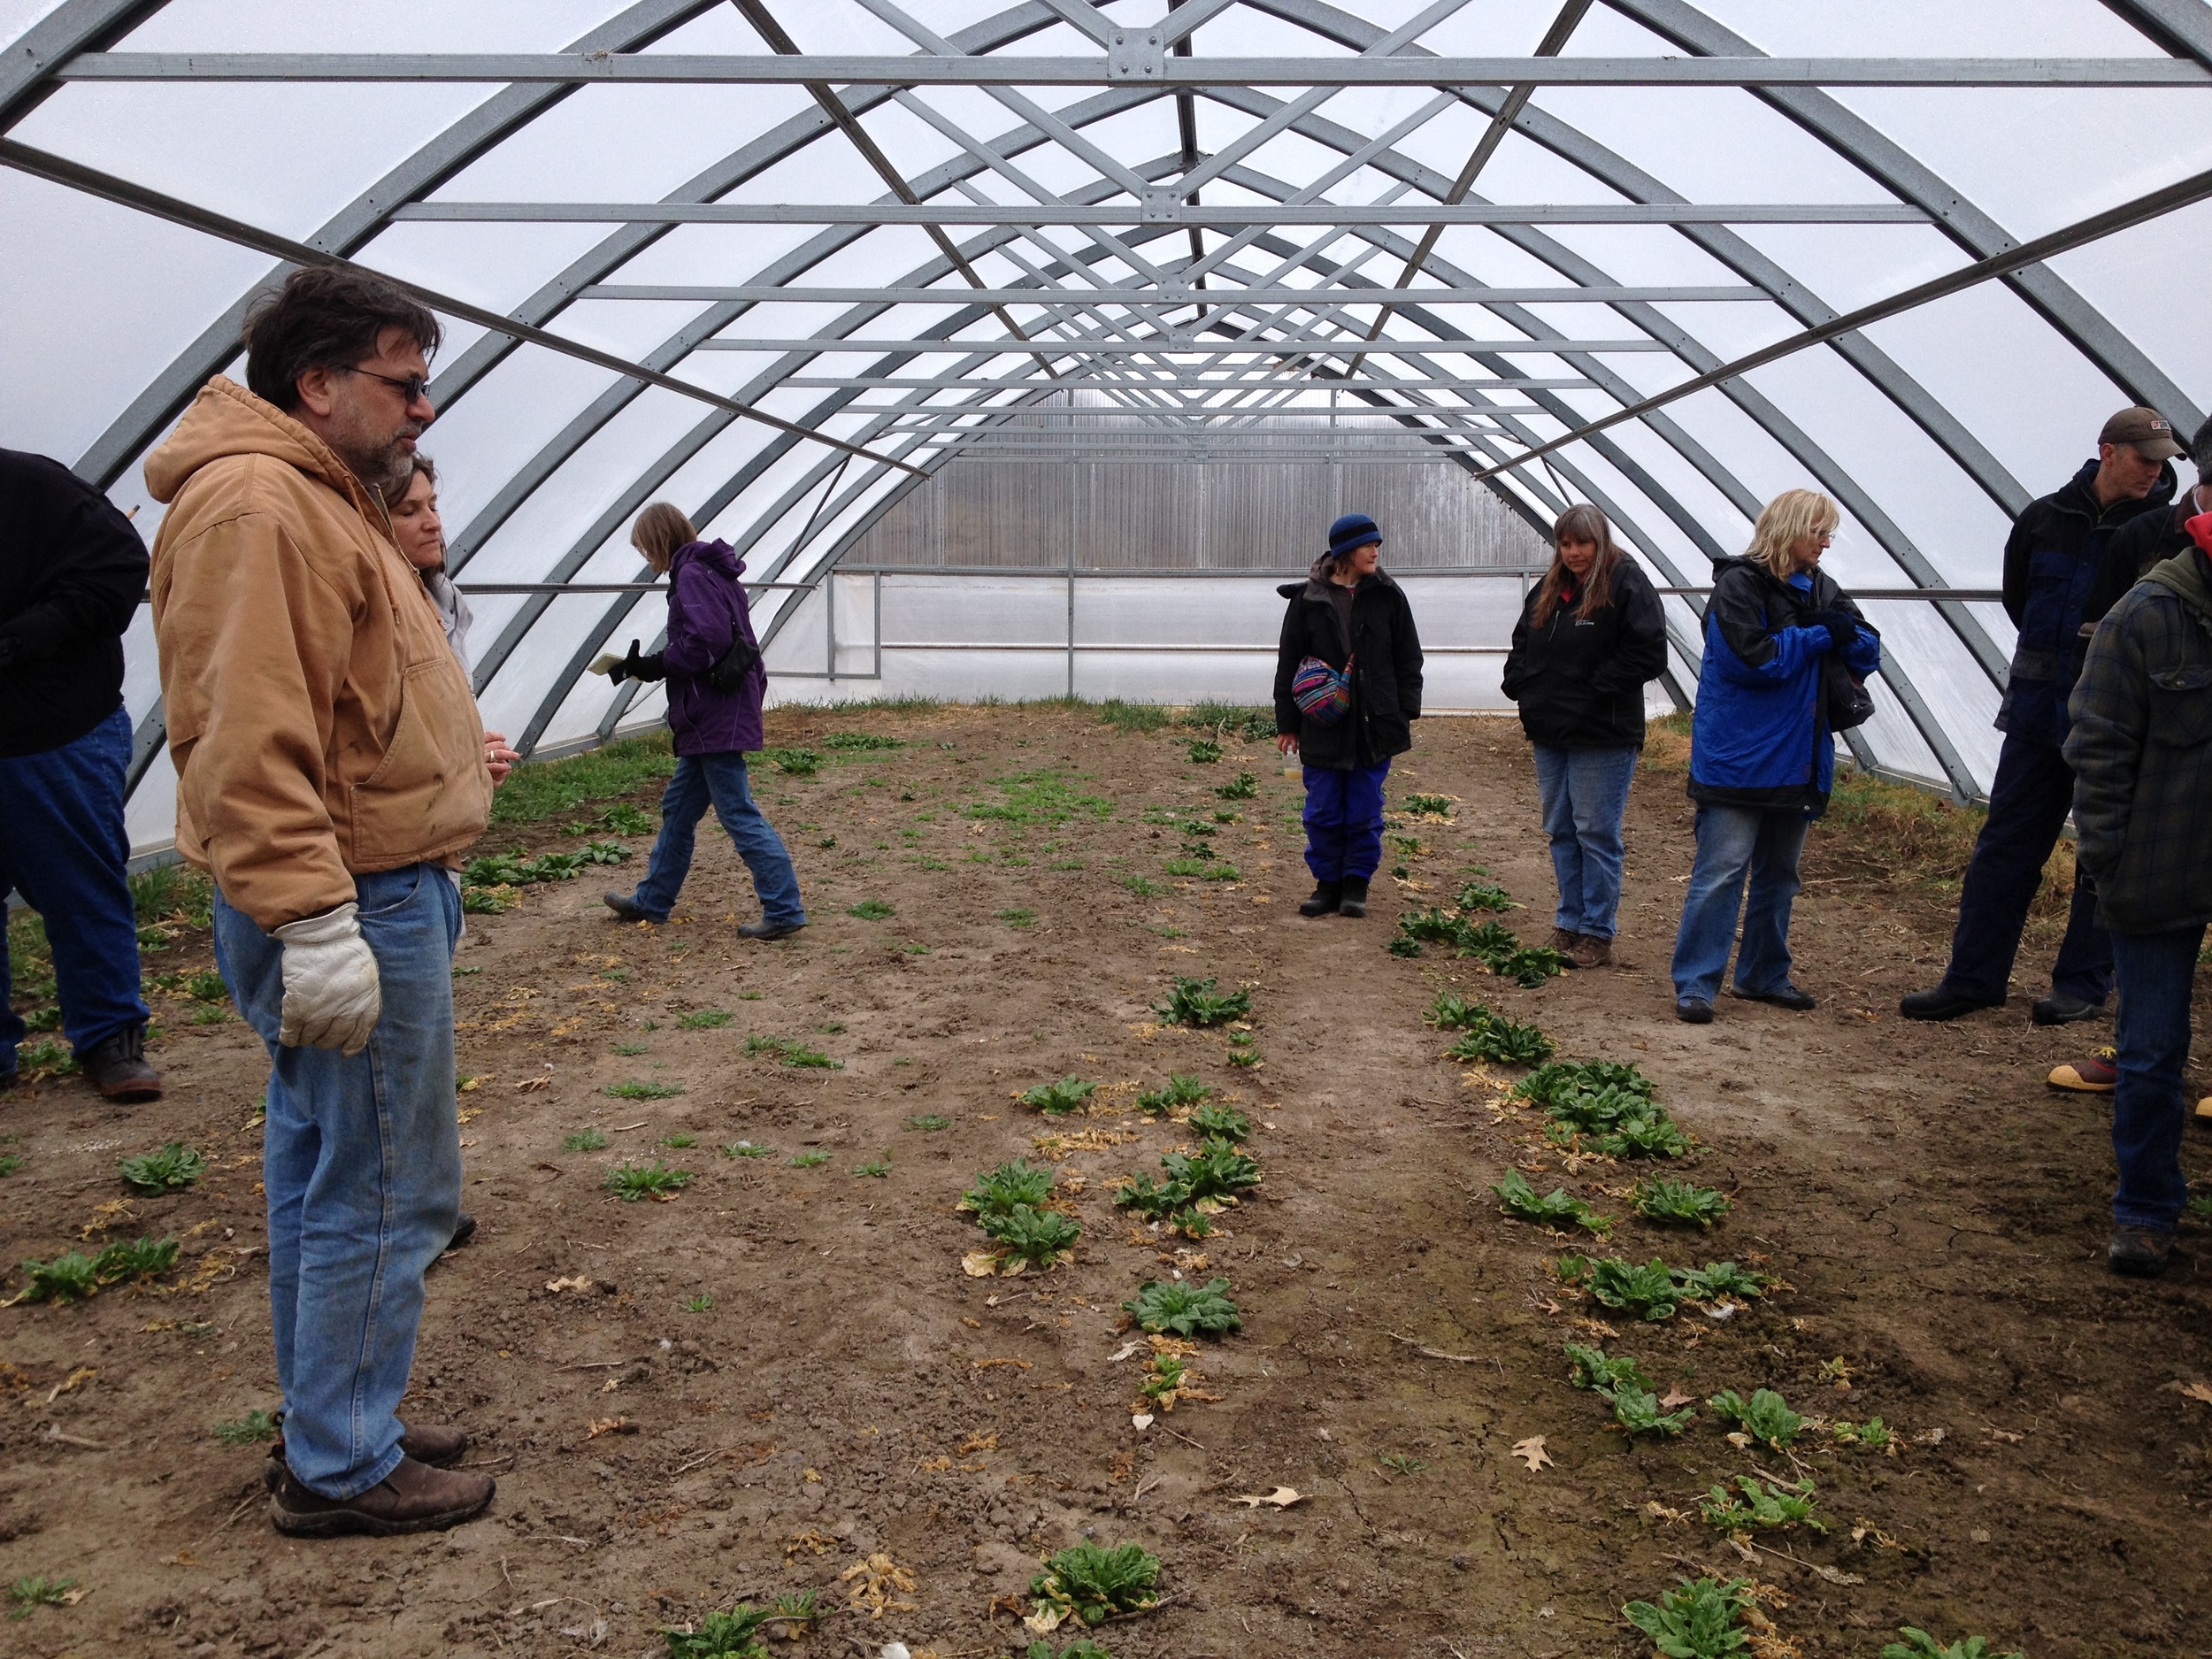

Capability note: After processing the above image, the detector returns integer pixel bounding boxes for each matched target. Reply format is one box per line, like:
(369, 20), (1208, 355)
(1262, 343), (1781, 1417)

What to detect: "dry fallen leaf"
(1659, 1386), (1694, 1409)
(513, 1074), (553, 1093)
(1510, 1435), (1554, 1473)
(1233, 1486), (1306, 1509)
(546, 1274), (593, 1293)
(1130, 1413), (1154, 1431)
(585, 1417), (634, 1439)
(960, 1251), (1002, 1279)
(2178, 1380), (2212, 1405)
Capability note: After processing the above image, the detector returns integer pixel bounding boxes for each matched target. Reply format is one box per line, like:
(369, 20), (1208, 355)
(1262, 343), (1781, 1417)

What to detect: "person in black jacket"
(1900, 406), (2180, 1028)
(0, 449), (162, 1102)
(1272, 511), (1424, 920)
(1500, 503), (1669, 968)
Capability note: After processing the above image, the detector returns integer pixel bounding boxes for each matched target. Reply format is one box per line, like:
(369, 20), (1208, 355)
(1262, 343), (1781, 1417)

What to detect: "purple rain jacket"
(658, 539), (764, 757)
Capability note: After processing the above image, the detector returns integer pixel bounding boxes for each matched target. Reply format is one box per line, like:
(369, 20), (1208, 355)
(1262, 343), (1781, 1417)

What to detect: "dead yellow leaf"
(586, 1417), (634, 1439)
(960, 1251), (1002, 1278)
(1510, 1435), (1554, 1473)
(840, 1551), (918, 1619)
(514, 1074), (553, 1093)
(1659, 1386), (1694, 1409)
(2179, 1380), (2212, 1405)
(546, 1274), (593, 1293)
(457, 1075), (487, 1092)
(1233, 1486), (1306, 1509)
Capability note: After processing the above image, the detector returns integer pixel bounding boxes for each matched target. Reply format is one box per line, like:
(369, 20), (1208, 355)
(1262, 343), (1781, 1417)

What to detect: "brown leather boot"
(1548, 926), (1582, 964)
(268, 1455), (494, 1537)
(79, 1025), (163, 1102)
(265, 1422), (470, 1491)
(1569, 934), (1613, 970)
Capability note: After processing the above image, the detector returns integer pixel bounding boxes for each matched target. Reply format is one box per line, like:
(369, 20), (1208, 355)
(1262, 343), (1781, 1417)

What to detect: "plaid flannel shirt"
(2063, 546), (2212, 934)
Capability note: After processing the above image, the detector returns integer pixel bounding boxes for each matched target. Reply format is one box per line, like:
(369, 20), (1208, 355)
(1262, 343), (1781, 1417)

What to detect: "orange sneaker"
(2047, 1048), (2117, 1093)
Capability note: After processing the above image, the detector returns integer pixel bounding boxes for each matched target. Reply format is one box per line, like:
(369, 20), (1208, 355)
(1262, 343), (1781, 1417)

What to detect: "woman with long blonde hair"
(1670, 489), (1879, 1022)
(1500, 503), (1667, 967)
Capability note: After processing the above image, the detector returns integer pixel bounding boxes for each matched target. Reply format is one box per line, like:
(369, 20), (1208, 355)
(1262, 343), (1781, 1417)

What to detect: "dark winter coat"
(2064, 534), (2212, 934)
(1687, 556), (1880, 815)
(1500, 557), (1668, 749)
(2080, 492), (2202, 655)
(0, 448), (149, 757)
(1998, 457), (2174, 747)
(630, 540), (765, 757)
(1271, 569), (1423, 771)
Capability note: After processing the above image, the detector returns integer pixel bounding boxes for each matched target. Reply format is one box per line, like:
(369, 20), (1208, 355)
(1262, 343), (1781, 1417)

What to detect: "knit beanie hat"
(1328, 512), (1381, 558)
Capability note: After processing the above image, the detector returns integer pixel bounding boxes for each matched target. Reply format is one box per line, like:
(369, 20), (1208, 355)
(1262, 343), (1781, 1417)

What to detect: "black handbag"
(705, 620), (758, 694)
(1823, 654), (1876, 731)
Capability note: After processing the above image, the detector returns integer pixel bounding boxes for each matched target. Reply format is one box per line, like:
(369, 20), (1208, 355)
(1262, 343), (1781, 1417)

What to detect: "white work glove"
(273, 902), (382, 1056)
(585, 653), (621, 676)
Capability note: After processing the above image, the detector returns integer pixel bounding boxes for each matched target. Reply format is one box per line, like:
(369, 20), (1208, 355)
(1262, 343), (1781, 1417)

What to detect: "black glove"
(1798, 609), (1858, 653)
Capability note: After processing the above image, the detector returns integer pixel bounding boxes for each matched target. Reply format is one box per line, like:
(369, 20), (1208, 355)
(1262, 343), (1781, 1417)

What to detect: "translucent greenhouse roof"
(4, 0), (2210, 850)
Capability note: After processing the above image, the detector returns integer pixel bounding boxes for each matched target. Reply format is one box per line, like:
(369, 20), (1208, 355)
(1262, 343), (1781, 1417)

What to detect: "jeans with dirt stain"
(214, 864), (462, 1499)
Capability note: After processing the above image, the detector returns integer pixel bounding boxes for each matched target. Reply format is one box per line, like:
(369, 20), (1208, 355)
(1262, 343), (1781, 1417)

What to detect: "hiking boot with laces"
(1569, 934), (1612, 970)
(264, 1423), (471, 1492)
(2047, 1048), (2117, 1094)
(79, 1025), (162, 1103)
(269, 1455), (494, 1537)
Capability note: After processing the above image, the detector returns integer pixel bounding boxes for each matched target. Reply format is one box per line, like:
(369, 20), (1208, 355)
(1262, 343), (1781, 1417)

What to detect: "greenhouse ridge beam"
(394, 201), (1934, 227)
(58, 53), (2212, 88)
(0, 139), (926, 479)
(776, 376), (1594, 390)
(1469, 159), (2212, 484)
(689, 336), (1678, 353)
(582, 284), (1769, 303)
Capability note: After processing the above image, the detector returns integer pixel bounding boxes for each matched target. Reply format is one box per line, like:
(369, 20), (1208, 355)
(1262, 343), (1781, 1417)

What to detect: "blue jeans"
(1941, 731), (2112, 1004)
(1532, 744), (1640, 940)
(2108, 924), (2204, 1232)
(215, 864), (462, 1499)
(0, 706), (149, 1074)
(1671, 803), (1811, 1003)
(630, 753), (805, 926)
(1302, 759), (1391, 882)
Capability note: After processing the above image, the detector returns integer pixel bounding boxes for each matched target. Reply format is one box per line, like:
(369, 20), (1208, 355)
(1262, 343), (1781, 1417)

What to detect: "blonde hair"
(1745, 489), (1839, 580)
(630, 501), (698, 568)
(1532, 503), (1619, 627)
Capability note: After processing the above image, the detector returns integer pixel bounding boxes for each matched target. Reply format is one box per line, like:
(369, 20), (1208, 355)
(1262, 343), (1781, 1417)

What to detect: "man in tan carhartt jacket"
(146, 267), (496, 1540)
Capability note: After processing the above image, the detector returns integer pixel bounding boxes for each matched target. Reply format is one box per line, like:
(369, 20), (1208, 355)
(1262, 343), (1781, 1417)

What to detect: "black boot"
(80, 1025), (163, 1103)
(1298, 881), (1342, 918)
(1338, 875), (1371, 919)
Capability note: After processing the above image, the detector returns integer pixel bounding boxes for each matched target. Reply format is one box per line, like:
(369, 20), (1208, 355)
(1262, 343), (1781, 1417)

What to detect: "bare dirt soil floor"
(4, 706), (2209, 1659)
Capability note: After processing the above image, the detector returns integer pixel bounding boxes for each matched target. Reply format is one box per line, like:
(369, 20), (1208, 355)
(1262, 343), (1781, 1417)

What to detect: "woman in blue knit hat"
(1271, 511), (1425, 918)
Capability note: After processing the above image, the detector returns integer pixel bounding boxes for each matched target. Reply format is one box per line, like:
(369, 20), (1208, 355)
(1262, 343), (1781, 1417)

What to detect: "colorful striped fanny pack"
(1291, 654), (1355, 724)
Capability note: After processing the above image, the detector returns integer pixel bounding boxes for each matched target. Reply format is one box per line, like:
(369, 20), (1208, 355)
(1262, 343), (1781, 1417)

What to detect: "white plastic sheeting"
(0, 0), (2207, 855)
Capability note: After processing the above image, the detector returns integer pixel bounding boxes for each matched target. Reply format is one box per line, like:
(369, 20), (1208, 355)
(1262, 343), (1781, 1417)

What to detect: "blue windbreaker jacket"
(1688, 556), (1881, 814)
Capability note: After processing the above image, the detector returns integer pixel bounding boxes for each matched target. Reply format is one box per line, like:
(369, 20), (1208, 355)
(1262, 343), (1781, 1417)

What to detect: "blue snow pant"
(1302, 758), (1391, 883)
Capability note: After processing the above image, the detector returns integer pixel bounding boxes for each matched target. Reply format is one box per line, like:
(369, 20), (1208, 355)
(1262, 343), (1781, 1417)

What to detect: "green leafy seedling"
(998, 908), (1035, 927)
(605, 1160), (691, 1201)
(660, 1133), (696, 1149)
(1698, 1474), (1825, 1533)
(214, 1408), (280, 1445)
(963, 1160), (1057, 1219)
(1169, 1207), (1213, 1240)
(1622, 1577), (1755, 1659)
(1584, 1256), (1682, 1321)
(1114, 1175), (1189, 1218)
(1401, 794), (1454, 817)
(95, 1236), (178, 1281)
(662, 1603), (774, 1658)
(1136, 1074), (1211, 1115)
(1634, 1178), (1732, 1229)
(1880, 1631), (2024, 1659)
(1386, 935), (1423, 958)
(1494, 946), (1569, 987)
(117, 1142), (204, 1194)
(852, 1160), (892, 1179)
(1494, 1169), (1609, 1233)
(1563, 1340), (1653, 1395)
(1517, 1060), (1655, 1107)
(902, 1114), (951, 1132)
(983, 1203), (1082, 1266)
(1611, 1384), (1697, 1437)
(678, 1009), (733, 1029)
(1673, 1262), (1768, 1303)
(1594, 1111), (1694, 1158)
(1153, 976), (1250, 1027)
(1445, 1015), (1555, 1066)
(787, 1150), (831, 1168)
(765, 748), (820, 777)
(849, 899), (895, 920)
(16, 1252), (99, 1303)
(611, 1041), (649, 1056)
(1162, 1142), (1262, 1202)
(1455, 880), (1514, 912)
(1021, 1075), (1098, 1115)
(1185, 1103), (1249, 1141)
(6, 1575), (80, 1617)
(1029, 1542), (1162, 1628)
(1832, 1417), (1894, 1452)
(565, 1129), (610, 1152)
(1123, 1277), (1240, 1336)
(684, 1294), (713, 1312)
(721, 1141), (774, 1159)
(1215, 771), (1257, 800)
(1187, 739), (1222, 764)
(606, 1080), (684, 1101)
(1707, 1387), (1803, 1449)
(1424, 992), (1486, 1029)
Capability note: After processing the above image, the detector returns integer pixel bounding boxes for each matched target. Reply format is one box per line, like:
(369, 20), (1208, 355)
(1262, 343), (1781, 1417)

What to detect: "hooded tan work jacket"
(145, 376), (490, 931)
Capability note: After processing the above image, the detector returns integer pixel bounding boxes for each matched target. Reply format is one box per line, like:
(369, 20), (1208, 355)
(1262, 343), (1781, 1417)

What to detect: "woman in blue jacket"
(1671, 489), (1879, 1022)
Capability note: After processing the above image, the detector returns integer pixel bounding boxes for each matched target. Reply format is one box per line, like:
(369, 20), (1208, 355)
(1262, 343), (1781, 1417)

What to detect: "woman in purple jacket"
(588, 503), (806, 938)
